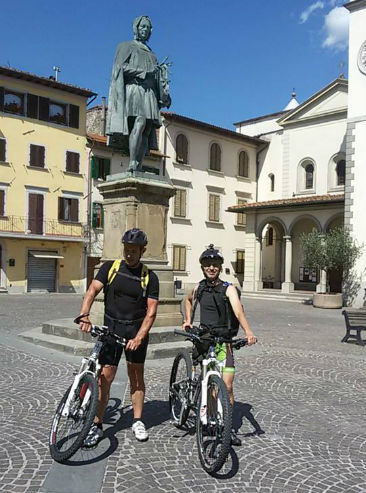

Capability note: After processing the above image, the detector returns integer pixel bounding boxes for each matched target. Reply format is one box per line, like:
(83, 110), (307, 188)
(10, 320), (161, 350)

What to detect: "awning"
(30, 253), (64, 259)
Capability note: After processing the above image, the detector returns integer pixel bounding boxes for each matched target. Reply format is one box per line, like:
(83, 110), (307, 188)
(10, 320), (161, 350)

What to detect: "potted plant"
(300, 227), (361, 308)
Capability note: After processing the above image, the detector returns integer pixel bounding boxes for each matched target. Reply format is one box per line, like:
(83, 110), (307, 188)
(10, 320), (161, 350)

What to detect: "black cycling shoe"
(83, 424), (103, 448)
(231, 429), (242, 446)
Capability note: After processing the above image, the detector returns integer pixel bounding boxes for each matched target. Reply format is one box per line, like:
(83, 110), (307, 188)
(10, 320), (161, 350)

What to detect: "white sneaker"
(132, 420), (148, 442)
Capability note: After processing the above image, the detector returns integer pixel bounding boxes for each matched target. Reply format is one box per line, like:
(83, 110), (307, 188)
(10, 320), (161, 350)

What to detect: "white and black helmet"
(199, 244), (224, 264)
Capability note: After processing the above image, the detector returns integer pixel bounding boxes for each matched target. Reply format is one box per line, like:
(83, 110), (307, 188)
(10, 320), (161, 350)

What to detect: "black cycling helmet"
(122, 228), (148, 246)
(199, 244), (224, 264)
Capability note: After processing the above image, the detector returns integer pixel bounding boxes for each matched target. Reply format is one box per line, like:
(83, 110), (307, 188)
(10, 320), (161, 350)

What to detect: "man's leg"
(127, 361), (149, 441)
(83, 365), (118, 448)
(95, 365), (118, 423)
(129, 116), (146, 171)
(222, 371), (235, 407)
(127, 362), (145, 419)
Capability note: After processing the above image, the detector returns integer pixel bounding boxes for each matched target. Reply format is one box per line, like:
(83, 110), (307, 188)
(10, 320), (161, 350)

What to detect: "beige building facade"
(0, 67), (95, 293)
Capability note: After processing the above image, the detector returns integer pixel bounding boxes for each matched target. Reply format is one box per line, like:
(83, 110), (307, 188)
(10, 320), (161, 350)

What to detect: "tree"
(300, 227), (361, 293)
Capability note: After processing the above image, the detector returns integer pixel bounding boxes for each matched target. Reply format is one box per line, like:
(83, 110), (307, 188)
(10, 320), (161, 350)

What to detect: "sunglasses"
(201, 259), (222, 268)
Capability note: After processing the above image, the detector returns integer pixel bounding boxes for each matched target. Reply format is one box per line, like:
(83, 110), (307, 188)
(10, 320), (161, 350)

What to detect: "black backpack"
(192, 279), (240, 338)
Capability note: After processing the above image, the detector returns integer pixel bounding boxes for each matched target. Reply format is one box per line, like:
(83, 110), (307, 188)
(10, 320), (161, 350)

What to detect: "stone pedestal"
(91, 173), (182, 327)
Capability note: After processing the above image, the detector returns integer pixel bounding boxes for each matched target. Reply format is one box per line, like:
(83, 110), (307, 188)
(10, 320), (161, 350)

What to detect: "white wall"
(163, 120), (257, 289)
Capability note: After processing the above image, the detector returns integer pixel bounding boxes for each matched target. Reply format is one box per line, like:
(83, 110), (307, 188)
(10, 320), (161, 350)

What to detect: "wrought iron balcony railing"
(0, 215), (85, 238)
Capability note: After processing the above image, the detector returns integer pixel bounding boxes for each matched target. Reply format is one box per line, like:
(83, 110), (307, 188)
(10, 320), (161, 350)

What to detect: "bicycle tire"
(49, 372), (98, 462)
(169, 350), (192, 428)
(196, 374), (232, 474)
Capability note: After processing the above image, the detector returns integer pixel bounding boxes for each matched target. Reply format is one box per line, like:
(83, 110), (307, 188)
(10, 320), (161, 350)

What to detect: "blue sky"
(1, 0), (349, 128)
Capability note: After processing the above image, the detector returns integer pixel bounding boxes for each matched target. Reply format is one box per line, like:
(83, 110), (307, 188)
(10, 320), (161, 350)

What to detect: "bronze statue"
(106, 16), (171, 172)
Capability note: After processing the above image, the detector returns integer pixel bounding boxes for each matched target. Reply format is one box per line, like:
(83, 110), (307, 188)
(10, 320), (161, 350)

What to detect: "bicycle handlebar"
(174, 328), (248, 349)
(73, 315), (126, 346)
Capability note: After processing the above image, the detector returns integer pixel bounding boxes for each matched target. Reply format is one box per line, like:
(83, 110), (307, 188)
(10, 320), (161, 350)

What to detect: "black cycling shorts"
(98, 315), (149, 366)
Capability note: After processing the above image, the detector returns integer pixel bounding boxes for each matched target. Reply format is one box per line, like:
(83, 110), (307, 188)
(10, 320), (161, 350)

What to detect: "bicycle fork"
(199, 370), (223, 426)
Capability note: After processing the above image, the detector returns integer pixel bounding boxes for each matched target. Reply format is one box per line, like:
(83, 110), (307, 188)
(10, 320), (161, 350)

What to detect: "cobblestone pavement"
(1, 297), (366, 493)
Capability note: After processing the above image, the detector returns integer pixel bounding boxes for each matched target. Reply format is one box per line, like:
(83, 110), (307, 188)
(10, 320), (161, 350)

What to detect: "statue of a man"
(106, 16), (171, 172)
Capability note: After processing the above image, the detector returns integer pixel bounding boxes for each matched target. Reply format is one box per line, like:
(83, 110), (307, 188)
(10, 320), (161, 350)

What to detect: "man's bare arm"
(79, 279), (104, 332)
(126, 298), (158, 351)
(226, 285), (257, 345)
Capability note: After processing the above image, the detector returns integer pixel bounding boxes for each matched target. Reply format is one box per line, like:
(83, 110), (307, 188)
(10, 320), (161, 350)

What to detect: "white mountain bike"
(49, 315), (125, 463)
(169, 327), (247, 474)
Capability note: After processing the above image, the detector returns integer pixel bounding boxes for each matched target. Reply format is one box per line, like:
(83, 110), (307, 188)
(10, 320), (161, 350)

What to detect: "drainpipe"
(101, 97), (107, 137)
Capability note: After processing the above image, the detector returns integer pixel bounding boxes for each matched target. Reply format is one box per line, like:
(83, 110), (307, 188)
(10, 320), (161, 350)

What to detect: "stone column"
(91, 173), (182, 327)
(254, 236), (263, 291)
(281, 235), (294, 293)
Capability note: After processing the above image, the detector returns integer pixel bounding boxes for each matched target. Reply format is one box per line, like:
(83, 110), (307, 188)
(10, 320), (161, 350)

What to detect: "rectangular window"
(66, 151), (80, 173)
(92, 202), (104, 228)
(174, 189), (187, 218)
(208, 194), (220, 222)
(236, 250), (245, 274)
(0, 189), (5, 216)
(91, 156), (111, 180)
(29, 144), (45, 168)
(58, 197), (79, 222)
(49, 101), (67, 125)
(236, 199), (246, 226)
(173, 245), (186, 271)
(0, 138), (6, 162)
(0, 87), (79, 128)
(3, 89), (25, 115)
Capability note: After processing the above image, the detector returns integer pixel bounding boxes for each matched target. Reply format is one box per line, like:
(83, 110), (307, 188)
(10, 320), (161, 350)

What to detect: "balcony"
(0, 215), (86, 242)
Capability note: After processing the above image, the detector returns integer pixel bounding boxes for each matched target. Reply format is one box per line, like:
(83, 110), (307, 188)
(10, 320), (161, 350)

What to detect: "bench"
(341, 309), (366, 346)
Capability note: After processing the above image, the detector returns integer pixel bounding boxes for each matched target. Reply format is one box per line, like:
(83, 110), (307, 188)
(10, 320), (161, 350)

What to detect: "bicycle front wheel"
(196, 374), (232, 474)
(169, 350), (192, 428)
(49, 372), (98, 462)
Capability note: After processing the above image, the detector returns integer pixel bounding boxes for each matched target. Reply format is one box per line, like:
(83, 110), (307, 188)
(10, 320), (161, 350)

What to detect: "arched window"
(336, 159), (345, 186)
(269, 173), (275, 192)
(176, 134), (188, 164)
(238, 151), (249, 177)
(305, 163), (314, 189)
(210, 143), (221, 171)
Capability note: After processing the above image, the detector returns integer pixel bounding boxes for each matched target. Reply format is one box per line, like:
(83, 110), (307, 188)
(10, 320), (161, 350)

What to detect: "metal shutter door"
(27, 254), (56, 292)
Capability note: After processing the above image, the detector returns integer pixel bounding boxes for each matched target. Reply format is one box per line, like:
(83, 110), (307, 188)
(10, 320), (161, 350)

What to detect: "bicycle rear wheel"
(169, 350), (192, 428)
(196, 374), (232, 474)
(49, 372), (98, 462)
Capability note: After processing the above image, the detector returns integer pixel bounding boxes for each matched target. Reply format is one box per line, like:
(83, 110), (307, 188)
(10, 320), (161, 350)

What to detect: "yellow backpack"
(107, 260), (149, 297)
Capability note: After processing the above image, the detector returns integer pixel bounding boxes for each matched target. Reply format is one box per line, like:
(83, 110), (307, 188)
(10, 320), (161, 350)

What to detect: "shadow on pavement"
(233, 401), (265, 438)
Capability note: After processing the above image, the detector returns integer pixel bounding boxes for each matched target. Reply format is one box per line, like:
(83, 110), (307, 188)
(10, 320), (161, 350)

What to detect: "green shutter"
(101, 205), (104, 228)
(91, 156), (99, 179)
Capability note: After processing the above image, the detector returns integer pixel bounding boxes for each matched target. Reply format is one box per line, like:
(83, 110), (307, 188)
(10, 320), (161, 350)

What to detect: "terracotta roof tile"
(0, 66), (96, 97)
(227, 194), (344, 212)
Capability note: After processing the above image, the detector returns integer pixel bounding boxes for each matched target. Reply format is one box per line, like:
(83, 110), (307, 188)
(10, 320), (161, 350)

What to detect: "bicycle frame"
(198, 345), (224, 425)
(61, 345), (102, 418)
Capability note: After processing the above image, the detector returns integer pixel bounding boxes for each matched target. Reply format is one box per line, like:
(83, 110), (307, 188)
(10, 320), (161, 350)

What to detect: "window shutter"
(174, 190), (180, 216)
(209, 194), (214, 221)
(180, 247), (186, 271)
(0, 190), (4, 216)
(0, 139), (5, 162)
(0, 87), (4, 112)
(58, 197), (65, 220)
(39, 146), (45, 167)
(69, 104), (79, 129)
(91, 156), (99, 178)
(215, 195), (220, 221)
(103, 159), (110, 179)
(39, 97), (49, 121)
(27, 94), (39, 119)
(70, 199), (78, 222)
(181, 189), (186, 217)
(30, 145), (36, 166)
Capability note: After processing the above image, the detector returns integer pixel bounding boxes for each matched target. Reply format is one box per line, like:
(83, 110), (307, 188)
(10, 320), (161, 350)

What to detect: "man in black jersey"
(78, 228), (159, 445)
(183, 244), (256, 446)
